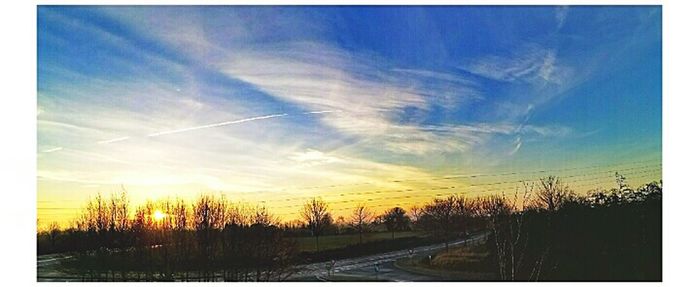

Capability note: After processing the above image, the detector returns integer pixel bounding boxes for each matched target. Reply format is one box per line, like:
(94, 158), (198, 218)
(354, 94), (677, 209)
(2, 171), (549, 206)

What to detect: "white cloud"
(218, 42), (485, 155)
(464, 44), (571, 86)
(555, 6), (569, 30)
(42, 147), (63, 153)
(101, 8), (535, 158)
(509, 137), (523, 156)
(38, 8), (587, 207)
(289, 149), (340, 167)
(522, 124), (573, 138)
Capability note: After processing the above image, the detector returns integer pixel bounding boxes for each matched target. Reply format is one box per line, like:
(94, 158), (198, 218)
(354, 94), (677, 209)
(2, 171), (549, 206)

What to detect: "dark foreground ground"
(38, 232), (489, 282)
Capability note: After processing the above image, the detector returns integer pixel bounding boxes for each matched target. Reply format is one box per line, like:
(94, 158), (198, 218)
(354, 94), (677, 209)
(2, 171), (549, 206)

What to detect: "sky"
(37, 6), (662, 228)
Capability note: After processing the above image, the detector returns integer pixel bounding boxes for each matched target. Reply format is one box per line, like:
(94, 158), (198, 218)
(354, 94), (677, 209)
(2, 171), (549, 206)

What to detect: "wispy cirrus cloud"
(102, 7), (580, 160)
(464, 44), (572, 86)
(42, 147), (63, 153)
(37, 6), (663, 228)
(509, 137), (523, 156)
(218, 42), (487, 155)
(555, 6), (569, 30)
(90, 8), (490, 155)
(38, 7), (586, 188)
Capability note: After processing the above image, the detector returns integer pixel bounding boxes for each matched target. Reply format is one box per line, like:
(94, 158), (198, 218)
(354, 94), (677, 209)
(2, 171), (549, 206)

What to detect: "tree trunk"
(315, 235), (320, 253)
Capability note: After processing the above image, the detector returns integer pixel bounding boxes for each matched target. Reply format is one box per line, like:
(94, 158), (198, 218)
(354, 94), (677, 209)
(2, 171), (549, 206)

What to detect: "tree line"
(38, 173), (661, 281)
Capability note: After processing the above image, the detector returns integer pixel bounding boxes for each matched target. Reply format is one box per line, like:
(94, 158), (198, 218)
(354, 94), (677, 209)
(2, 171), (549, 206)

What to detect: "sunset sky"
(37, 6), (661, 228)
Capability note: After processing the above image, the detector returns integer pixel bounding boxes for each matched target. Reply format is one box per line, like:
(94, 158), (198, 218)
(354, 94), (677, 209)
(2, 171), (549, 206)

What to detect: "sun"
(153, 209), (166, 221)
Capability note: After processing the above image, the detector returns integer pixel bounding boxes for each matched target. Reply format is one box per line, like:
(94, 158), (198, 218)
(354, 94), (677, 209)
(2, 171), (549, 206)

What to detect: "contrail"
(147, 113), (288, 137)
(146, 110), (338, 137)
(303, 110), (342, 114)
(97, 136), (130, 144)
(42, 147), (63, 153)
(41, 110), (339, 153)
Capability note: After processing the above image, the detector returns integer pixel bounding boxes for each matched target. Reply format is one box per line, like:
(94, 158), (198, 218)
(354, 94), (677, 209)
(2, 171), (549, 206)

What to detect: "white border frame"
(3, 1), (698, 286)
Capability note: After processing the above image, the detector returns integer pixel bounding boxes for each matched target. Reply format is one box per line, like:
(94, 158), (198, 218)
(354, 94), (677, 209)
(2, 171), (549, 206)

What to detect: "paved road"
(291, 231), (490, 281)
(37, 254), (76, 281)
(327, 260), (439, 281)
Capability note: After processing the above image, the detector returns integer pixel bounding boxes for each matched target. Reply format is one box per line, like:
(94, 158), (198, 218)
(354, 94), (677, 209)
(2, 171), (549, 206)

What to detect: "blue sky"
(37, 6), (661, 224)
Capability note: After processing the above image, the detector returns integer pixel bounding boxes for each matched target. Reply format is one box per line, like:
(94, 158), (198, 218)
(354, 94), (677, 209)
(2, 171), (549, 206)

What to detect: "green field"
(394, 244), (496, 280)
(296, 231), (422, 252)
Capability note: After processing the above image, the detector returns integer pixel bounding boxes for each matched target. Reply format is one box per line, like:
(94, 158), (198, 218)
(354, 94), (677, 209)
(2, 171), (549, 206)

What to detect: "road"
(37, 254), (75, 282)
(290, 231), (490, 281)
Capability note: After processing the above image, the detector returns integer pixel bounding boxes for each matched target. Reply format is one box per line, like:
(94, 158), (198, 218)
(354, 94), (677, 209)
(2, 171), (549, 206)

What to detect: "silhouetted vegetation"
(469, 178), (662, 281)
(349, 203), (374, 244)
(381, 207), (410, 240)
(300, 197), (331, 253)
(405, 177), (661, 281)
(39, 193), (298, 281)
(38, 174), (661, 281)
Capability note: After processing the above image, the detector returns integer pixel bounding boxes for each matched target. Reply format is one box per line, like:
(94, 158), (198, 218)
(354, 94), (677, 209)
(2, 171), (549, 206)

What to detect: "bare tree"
(192, 194), (228, 231)
(112, 190), (130, 232)
(300, 197), (330, 252)
(535, 176), (573, 212)
(478, 194), (514, 280)
(226, 203), (252, 227)
(156, 198), (174, 230)
(421, 196), (458, 250)
(80, 193), (109, 234)
(192, 194), (227, 278)
(454, 195), (477, 243)
(253, 206), (275, 226)
(48, 221), (61, 250)
(350, 204), (374, 244)
(409, 205), (423, 223)
(615, 172), (629, 192)
(173, 198), (188, 231)
(477, 182), (535, 281)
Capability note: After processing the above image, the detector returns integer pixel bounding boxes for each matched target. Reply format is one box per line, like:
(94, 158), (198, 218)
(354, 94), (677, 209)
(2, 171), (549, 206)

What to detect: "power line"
(37, 159), (660, 205)
(271, 167), (661, 216)
(39, 164), (661, 219)
(236, 159), (661, 195)
(244, 164), (660, 206)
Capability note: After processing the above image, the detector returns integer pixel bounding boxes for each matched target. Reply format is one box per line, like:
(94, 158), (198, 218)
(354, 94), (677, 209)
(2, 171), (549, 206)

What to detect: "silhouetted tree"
(38, 175), (661, 281)
(409, 205), (423, 224)
(453, 195), (477, 243)
(535, 176), (573, 212)
(192, 194), (227, 278)
(300, 197), (329, 252)
(382, 207), (410, 239)
(420, 196), (458, 250)
(350, 204), (374, 243)
(48, 221), (60, 251)
(109, 190), (130, 232)
(476, 183), (533, 281)
(173, 198), (188, 231)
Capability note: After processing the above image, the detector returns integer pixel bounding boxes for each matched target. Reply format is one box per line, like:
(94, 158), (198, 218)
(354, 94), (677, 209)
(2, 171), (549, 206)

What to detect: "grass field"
(394, 243), (496, 281)
(295, 231), (422, 252)
(430, 244), (490, 269)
